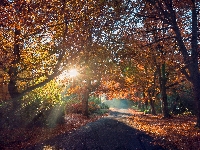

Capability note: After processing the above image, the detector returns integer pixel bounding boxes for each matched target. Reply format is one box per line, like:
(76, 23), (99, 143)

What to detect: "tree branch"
(166, 79), (186, 89)
(144, 36), (176, 47)
(181, 68), (192, 82)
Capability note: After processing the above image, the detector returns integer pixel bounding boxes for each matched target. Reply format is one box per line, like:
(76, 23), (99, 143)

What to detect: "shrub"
(65, 101), (82, 114)
(88, 96), (101, 104)
(94, 109), (109, 115)
(99, 103), (109, 109)
(65, 96), (110, 115)
(144, 109), (151, 114)
(88, 101), (100, 113)
(65, 101), (100, 114)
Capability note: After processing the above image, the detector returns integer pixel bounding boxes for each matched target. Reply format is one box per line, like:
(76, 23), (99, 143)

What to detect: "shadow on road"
(27, 118), (165, 150)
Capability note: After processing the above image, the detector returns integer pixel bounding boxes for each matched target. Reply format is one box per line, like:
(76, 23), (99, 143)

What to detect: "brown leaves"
(0, 114), (101, 149)
(127, 114), (200, 150)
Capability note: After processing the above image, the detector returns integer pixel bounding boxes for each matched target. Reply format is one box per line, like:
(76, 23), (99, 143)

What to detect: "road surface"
(27, 108), (165, 150)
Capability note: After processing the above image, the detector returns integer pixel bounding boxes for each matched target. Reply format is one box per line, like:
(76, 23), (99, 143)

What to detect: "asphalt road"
(27, 108), (165, 150)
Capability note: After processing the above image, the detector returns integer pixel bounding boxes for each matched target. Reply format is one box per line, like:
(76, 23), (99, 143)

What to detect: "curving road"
(27, 108), (166, 150)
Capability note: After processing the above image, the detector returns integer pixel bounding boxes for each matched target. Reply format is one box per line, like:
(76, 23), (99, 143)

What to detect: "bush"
(88, 101), (100, 113)
(25, 104), (65, 128)
(88, 96), (101, 104)
(94, 109), (109, 115)
(65, 96), (109, 115)
(65, 101), (100, 114)
(65, 101), (82, 114)
(99, 103), (109, 109)
(144, 109), (151, 114)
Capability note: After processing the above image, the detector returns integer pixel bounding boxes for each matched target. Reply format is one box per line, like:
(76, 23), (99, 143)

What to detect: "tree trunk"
(137, 101), (141, 109)
(160, 63), (171, 118)
(173, 0), (199, 126)
(194, 89), (200, 128)
(192, 76), (200, 128)
(149, 98), (156, 115)
(6, 28), (22, 128)
(162, 86), (170, 118)
(8, 78), (20, 111)
(82, 88), (89, 117)
(8, 28), (21, 112)
(8, 79), (19, 98)
(143, 92), (148, 110)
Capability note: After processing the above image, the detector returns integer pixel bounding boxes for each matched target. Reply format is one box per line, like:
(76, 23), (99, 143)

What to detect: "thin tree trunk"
(159, 63), (171, 118)
(137, 101), (141, 109)
(148, 90), (156, 115)
(190, 2), (200, 127)
(82, 79), (91, 117)
(149, 98), (156, 115)
(143, 92), (148, 110)
(162, 85), (170, 118)
(8, 79), (20, 110)
(82, 87), (89, 117)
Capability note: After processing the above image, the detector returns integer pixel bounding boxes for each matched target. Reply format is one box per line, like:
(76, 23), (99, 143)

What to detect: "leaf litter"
(127, 112), (200, 150)
(1, 110), (200, 150)
(0, 114), (103, 149)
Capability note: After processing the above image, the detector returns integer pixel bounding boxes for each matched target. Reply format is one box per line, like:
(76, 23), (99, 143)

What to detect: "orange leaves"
(66, 85), (81, 96)
(127, 114), (200, 150)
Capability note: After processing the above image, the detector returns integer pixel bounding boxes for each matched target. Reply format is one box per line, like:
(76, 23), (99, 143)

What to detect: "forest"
(0, 0), (200, 149)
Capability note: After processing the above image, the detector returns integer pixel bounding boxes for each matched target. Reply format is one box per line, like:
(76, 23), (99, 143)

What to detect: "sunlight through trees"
(0, 0), (200, 144)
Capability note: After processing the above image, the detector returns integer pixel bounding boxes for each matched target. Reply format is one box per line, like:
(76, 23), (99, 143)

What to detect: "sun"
(68, 69), (78, 77)
(56, 69), (79, 81)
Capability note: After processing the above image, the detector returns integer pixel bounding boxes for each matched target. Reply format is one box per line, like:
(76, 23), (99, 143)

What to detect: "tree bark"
(175, 1), (200, 127)
(194, 88), (200, 127)
(159, 63), (170, 118)
(149, 98), (156, 115)
(82, 87), (89, 117)
(8, 28), (21, 111)
(161, 82), (170, 118)
(82, 79), (91, 117)
(191, 74), (200, 127)
(148, 89), (156, 115)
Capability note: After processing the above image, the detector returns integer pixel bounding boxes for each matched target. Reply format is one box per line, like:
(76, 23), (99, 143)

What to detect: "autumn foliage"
(127, 110), (200, 150)
(0, 0), (200, 148)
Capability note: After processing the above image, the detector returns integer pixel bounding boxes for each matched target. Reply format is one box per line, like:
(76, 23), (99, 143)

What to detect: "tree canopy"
(0, 0), (200, 127)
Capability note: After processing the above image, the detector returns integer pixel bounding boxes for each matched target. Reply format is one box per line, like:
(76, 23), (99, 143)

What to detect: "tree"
(0, 0), (125, 116)
(0, 0), (71, 112)
(115, 8), (187, 116)
(132, 0), (200, 126)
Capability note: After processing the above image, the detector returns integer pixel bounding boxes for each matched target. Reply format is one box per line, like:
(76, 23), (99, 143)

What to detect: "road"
(27, 108), (165, 150)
